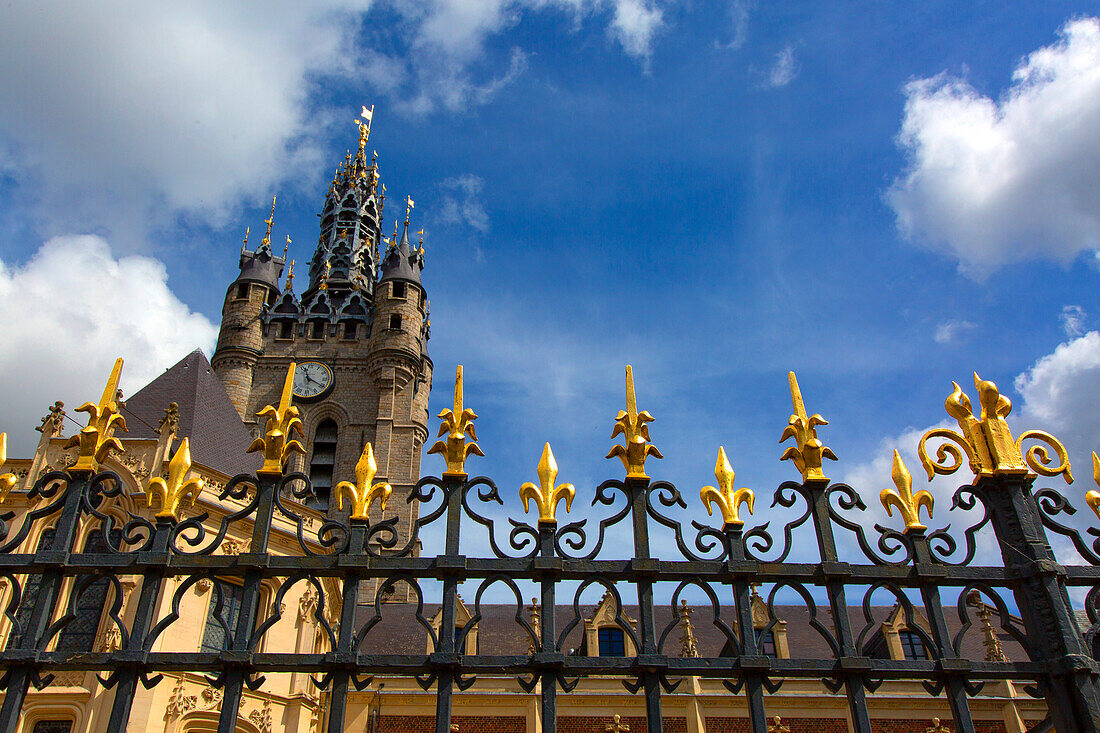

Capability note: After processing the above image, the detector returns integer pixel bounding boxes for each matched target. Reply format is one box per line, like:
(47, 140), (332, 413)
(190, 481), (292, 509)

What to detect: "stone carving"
(248, 699), (273, 733)
(165, 678), (198, 718)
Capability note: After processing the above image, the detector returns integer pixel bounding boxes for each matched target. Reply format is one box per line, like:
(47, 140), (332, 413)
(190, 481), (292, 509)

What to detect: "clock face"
(292, 361), (334, 401)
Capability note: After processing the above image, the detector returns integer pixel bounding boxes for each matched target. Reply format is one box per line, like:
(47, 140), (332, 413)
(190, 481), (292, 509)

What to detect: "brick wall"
(378, 715), (525, 733)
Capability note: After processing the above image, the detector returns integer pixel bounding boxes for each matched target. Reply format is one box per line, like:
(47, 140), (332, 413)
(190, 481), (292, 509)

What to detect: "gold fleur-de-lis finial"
(0, 433), (17, 503)
(1086, 452), (1100, 521)
(247, 363), (305, 476)
(918, 373), (1072, 483)
(606, 365), (663, 479)
(261, 196), (276, 247)
(779, 371), (836, 482)
(880, 450), (933, 531)
(520, 443), (575, 524)
(427, 366), (484, 477)
(700, 446), (754, 527)
(335, 442), (392, 520)
(65, 357), (128, 475)
(146, 437), (204, 520)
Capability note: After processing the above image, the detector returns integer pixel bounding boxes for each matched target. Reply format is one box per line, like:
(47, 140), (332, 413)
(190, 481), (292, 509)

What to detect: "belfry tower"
(211, 110), (432, 537)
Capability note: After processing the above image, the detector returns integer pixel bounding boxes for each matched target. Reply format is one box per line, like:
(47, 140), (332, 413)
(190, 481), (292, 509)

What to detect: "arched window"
(57, 529), (121, 651)
(309, 420), (338, 509)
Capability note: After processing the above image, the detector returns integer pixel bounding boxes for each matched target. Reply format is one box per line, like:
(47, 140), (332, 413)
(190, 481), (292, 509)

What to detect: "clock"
(292, 361), (334, 401)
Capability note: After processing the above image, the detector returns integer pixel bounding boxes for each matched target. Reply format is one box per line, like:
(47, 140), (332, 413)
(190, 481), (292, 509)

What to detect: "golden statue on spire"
(260, 196), (276, 248)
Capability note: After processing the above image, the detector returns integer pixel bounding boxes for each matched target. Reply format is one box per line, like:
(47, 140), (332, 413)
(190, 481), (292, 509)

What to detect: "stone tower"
(210, 117), (433, 543)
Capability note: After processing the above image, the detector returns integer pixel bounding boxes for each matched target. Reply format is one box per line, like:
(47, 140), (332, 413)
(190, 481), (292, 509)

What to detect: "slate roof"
(121, 349), (261, 475)
(353, 603), (1029, 663)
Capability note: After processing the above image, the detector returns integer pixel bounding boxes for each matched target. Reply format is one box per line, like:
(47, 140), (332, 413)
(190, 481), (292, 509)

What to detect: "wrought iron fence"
(0, 359), (1098, 733)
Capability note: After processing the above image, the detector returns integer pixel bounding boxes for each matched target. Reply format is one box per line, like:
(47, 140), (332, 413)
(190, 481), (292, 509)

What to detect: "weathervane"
(355, 105), (374, 151)
(405, 195), (415, 225)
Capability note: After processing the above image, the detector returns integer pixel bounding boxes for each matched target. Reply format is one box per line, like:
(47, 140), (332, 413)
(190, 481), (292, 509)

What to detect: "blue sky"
(1, 1), (1100, 565)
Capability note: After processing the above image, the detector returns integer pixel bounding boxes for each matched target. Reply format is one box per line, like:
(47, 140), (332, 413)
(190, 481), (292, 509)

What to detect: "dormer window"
(898, 630), (928, 660)
(598, 627), (625, 657)
(392, 281), (406, 299)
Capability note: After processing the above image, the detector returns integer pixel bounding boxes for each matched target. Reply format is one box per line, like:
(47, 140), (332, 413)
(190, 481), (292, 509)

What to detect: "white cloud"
(607, 0), (664, 63)
(765, 45), (799, 88)
(1014, 331), (1100, 452)
(888, 17), (1100, 275)
(0, 236), (218, 455)
(1061, 305), (1088, 338)
(439, 174), (491, 233)
(716, 0), (756, 50)
(0, 2), (377, 247)
(933, 319), (976, 344)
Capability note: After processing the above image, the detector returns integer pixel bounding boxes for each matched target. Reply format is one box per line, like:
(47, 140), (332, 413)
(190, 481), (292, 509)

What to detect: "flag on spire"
(361, 105), (374, 123)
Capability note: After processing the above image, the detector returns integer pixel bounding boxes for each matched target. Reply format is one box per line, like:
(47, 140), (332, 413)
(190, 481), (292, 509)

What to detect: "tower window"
(389, 314), (402, 330)
(309, 419), (338, 509)
(898, 630), (928, 660)
(598, 627), (625, 657)
(419, 289), (426, 307)
(279, 320), (294, 339)
(310, 320), (325, 339)
(391, 281), (406, 299)
(342, 321), (358, 340)
(235, 283), (250, 300)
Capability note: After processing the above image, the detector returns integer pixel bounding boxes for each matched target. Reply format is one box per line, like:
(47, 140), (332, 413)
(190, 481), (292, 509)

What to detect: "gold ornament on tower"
(0, 433), (16, 503)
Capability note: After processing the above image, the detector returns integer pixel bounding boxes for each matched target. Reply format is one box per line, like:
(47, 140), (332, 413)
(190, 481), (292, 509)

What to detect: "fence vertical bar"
(104, 516), (173, 731)
(434, 475), (465, 733)
(726, 525), (768, 732)
(977, 473), (1100, 732)
(625, 475), (663, 733)
(804, 477), (873, 733)
(326, 519), (366, 733)
(0, 473), (86, 733)
(216, 472), (279, 733)
(537, 522), (558, 733)
(909, 528), (976, 732)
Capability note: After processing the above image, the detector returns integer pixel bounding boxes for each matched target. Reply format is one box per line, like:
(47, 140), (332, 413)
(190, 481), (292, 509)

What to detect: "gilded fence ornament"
(0, 433), (16, 503)
(334, 442), (392, 520)
(146, 437), (204, 520)
(520, 443), (575, 524)
(606, 365), (663, 479)
(700, 446), (754, 527)
(880, 450), (933, 532)
(65, 357), (127, 475)
(779, 371), (836, 482)
(427, 365), (484, 477)
(917, 373), (1072, 483)
(1086, 452), (1100, 521)
(247, 363), (305, 477)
